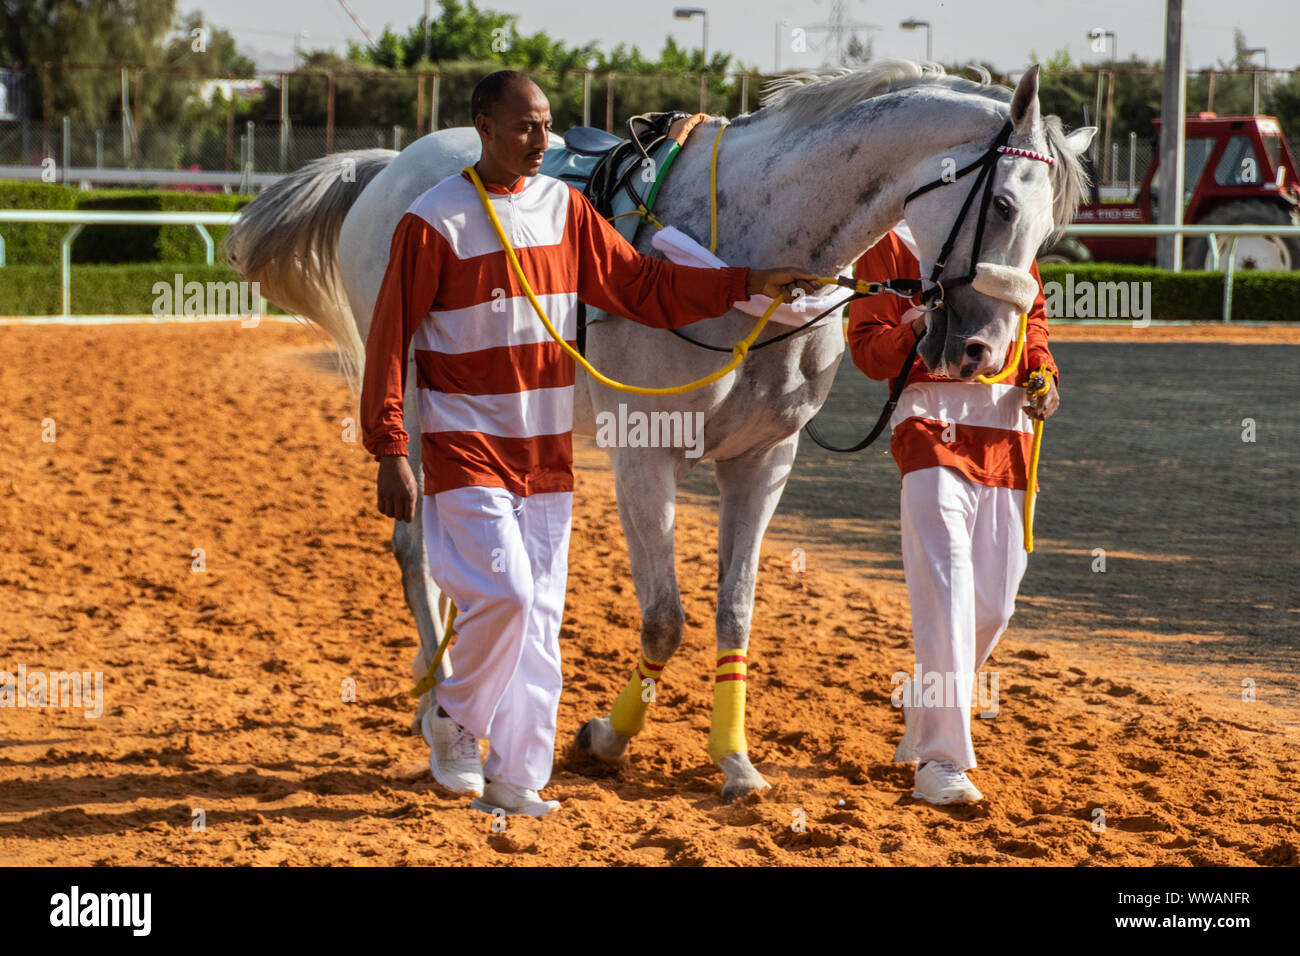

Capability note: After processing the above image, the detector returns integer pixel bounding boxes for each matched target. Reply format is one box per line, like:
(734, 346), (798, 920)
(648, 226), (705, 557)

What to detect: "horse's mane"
(744, 59), (1090, 227)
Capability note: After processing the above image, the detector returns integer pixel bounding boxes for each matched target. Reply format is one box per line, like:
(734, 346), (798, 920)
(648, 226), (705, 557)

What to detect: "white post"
(120, 68), (130, 166)
(1128, 130), (1137, 196)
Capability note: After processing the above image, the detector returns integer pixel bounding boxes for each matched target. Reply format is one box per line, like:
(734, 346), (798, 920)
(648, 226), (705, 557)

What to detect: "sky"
(176, 0), (1299, 75)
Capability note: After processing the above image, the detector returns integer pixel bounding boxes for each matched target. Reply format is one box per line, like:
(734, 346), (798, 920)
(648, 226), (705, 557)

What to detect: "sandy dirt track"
(1, 321), (1297, 866)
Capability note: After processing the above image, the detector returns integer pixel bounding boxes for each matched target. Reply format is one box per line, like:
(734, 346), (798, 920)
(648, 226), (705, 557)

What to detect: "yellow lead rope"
(410, 171), (1047, 699)
(465, 164), (781, 396)
(974, 313), (1048, 552)
(1022, 369), (1051, 554)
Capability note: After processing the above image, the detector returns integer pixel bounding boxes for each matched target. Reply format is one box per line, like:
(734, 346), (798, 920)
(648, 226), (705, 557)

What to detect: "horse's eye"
(993, 197), (1013, 221)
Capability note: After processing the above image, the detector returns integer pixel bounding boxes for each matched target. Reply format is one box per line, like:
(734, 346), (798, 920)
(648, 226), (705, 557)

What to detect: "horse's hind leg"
(393, 459), (452, 733)
(576, 448), (684, 762)
(710, 436), (799, 801)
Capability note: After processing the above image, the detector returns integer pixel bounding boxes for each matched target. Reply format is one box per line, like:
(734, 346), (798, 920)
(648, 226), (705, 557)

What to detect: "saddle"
(539, 111), (711, 353)
(541, 110), (710, 244)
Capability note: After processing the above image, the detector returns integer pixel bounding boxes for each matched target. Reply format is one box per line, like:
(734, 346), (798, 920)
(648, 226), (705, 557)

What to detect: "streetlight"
(900, 18), (931, 62)
(1087, 28), (1117, 63)
(1243, 47), (1268, 112)
(674, 8), (708, 62)
(293, 30), (311, 70)
(774, 18), (791, 73)
(1087, 30), (1117, 182)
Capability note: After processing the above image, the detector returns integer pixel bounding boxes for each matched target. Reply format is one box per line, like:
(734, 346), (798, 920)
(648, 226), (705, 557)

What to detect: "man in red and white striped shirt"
(361, 71), (816, 816)
(848, 223), (1060, 806)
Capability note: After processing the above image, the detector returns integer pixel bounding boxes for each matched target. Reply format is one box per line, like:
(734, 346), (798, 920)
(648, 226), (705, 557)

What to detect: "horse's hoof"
(718, 752), (770, 803)
(575, 716), (630, 762)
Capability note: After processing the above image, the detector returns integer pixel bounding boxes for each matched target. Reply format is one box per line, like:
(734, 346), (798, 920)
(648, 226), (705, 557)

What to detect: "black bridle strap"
(923, 156), (994, 294)
(903, 152), (993, 205)
(804, 120), (1015, 454)
(803, 334), (921, 453)
(906, 121), (1015, 300)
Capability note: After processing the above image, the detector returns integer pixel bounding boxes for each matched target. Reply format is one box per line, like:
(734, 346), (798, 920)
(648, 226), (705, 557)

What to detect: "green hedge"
(1037, 263), (1300, 322)
(2, 247), (1297, 321)
(0, 180), (250, 265)
(0, 263), (286, 316)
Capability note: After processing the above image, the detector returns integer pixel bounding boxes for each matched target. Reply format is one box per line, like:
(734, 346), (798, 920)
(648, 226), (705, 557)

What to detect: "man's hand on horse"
(1024, 376), (1060, 421)
(377, 454), (419, 522)
(746, 267), (821, 302)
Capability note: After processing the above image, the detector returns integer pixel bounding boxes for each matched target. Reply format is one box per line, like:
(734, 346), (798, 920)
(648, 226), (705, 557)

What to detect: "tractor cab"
(1048, 113), (1300, 271)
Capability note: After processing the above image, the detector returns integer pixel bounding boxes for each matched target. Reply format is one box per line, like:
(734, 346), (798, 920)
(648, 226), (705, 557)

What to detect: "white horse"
(225, 61), (1093, 802)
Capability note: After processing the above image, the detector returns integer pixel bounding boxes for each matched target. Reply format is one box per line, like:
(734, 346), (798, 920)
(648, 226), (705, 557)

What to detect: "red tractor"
(1043, 113), (1300, 270)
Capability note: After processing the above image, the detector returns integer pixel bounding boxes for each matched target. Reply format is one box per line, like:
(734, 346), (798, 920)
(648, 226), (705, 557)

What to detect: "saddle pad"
(539, 146), (602, 190)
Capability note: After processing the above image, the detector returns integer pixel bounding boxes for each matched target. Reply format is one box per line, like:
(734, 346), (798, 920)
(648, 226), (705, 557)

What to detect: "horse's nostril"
(965, 343), (984, 360)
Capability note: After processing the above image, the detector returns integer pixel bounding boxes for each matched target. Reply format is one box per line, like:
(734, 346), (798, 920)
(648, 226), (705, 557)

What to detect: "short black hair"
(471, 70), (535, 121)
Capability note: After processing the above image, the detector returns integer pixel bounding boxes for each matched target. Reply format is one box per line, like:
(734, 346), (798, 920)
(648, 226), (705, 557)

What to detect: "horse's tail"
(223, 149), (396, 391)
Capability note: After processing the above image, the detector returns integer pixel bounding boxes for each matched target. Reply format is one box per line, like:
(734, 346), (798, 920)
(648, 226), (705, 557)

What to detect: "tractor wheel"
(1183, 200), (1300, 271)
(1037, 236), (1093, 265)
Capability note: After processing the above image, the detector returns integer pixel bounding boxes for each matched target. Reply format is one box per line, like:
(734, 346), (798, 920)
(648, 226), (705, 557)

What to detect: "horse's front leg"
(395, 490), (453, 734)
(710, 435), (799, 801)
(390, 394), (451, 733)
(576, 447), (685, 762)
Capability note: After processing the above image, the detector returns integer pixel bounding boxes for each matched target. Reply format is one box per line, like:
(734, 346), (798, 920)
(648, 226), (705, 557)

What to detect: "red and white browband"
(997, 145), (1054, 166)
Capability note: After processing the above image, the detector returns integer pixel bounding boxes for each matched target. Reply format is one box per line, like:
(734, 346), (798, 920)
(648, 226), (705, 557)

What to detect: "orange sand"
(1, 321), (1296, 866)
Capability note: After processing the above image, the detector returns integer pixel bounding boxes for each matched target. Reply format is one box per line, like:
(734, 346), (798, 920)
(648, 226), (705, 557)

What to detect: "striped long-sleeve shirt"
(846, 228), (1058, 492)
(360, 169), (749, 497)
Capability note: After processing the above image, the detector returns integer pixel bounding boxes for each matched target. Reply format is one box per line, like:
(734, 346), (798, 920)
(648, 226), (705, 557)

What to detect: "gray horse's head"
(903, 66), (1095, 379)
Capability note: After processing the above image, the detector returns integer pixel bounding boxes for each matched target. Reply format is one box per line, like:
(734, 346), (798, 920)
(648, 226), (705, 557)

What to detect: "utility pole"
(1156, 0), (1186, 271)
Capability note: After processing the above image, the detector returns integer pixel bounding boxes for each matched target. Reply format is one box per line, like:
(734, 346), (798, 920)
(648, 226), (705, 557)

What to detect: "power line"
(805, 0), (880, 67)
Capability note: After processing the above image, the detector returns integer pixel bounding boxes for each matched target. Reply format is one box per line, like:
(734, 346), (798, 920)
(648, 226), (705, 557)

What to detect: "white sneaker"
(912, 760), (983, 805)
(893, 681), (918, 763)
(472, 780), (560, 817)
(421, 707), (484, 797)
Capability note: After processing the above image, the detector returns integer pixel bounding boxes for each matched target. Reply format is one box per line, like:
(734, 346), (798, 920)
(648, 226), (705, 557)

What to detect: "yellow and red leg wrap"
(707, 648), (748, 763)
(608, 654), (667, 737)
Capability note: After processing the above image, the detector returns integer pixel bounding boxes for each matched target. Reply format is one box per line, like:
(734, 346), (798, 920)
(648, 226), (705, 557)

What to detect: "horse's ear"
(1010, 65), (1041, 135)
(1065, 126), (1098, 155)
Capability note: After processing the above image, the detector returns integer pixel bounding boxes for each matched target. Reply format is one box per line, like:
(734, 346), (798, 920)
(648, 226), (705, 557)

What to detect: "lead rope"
(1022, 365), (1052, 554)
(975, 313), (1045, 553)
(811, 310), (1046, 553)
(464, 164), (782, 396)
(410, 159), (785, 701)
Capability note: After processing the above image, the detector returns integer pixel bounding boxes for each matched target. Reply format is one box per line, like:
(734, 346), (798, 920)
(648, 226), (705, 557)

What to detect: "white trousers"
(899, 466), (1028, 771)
(422, 486), (572, 791)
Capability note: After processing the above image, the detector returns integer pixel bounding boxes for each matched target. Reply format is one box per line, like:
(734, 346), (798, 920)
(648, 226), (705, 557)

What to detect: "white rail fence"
(0, 210), (1297, 322)
(1059, 224), (1300, 321)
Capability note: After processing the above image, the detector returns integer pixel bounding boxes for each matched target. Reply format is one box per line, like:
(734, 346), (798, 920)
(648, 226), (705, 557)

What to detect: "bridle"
(902, 119), (1054, 313)
(802, 119), (1057, 455)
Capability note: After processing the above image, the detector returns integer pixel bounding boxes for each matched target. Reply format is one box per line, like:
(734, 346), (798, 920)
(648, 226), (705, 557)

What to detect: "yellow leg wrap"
(608, 654), (667, 737)
(707, 648), (748, 763)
